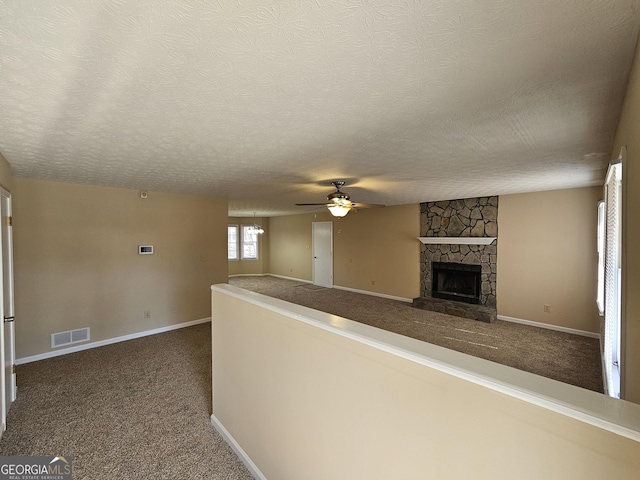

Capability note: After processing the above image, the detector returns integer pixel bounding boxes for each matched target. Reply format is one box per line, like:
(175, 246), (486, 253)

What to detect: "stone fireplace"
(413, 196), (498, 323)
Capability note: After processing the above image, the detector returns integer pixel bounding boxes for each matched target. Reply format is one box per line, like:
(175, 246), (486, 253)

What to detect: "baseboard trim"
(497, 315), (600, 339)
(333, 284), (413, 303)
(228, 273), (270, 278)
(211, 414), (266, 480)
(264, 274), (412, 302)
(267, 273), (312, 284)
(16, 317), (212, 365)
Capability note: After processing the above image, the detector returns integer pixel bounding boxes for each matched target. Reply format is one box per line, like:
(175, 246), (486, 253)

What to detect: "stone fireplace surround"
(413, 196), (498, 323)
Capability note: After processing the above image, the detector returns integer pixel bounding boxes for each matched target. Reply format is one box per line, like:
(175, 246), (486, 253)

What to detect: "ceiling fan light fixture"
(327, 198), (352, 217)
(295, 181), (383, 217)
(327, 204), (350, 217)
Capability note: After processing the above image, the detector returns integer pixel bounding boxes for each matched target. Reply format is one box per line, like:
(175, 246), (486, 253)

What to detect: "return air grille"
(51, 327), (90, 348)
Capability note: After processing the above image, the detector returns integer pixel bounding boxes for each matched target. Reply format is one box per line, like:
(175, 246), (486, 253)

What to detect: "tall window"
(228, 225), (239, 260)
(241, 225), (259, 260)
(596, 201), (605, 315)
(601, 159), (622, 399)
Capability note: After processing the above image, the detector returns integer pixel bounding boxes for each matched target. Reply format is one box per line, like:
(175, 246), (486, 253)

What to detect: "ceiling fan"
(295, 181), (385, 217)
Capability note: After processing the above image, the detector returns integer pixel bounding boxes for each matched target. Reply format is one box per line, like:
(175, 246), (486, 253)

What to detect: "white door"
(312, 222), (333, 287)
(0, 187), (15, 432)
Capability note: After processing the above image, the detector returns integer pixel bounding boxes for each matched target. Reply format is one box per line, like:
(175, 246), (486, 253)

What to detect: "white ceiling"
(1, 1), (639, 216)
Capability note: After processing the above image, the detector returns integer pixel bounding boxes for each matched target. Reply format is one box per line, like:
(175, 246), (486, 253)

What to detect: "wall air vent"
(51, 327), (90, 348)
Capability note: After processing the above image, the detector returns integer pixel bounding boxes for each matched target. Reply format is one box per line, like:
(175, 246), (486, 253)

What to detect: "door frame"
(0, 186), (15, 434)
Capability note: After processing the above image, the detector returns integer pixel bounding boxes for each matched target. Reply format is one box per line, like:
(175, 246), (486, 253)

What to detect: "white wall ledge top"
(418, 236), (497, 245)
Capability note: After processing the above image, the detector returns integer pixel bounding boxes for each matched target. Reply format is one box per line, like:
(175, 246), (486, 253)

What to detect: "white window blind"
(596, 201), (605, 316)
(603, 161), (622, 398)
(228, 225), (239, 260)
(241, 225), (259, 260)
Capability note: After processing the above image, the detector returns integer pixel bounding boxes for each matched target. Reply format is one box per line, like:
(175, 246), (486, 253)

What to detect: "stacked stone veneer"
(415, 196), (498, 322)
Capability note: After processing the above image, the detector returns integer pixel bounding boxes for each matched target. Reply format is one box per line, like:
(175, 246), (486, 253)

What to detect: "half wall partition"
(210, 284), (640, 480)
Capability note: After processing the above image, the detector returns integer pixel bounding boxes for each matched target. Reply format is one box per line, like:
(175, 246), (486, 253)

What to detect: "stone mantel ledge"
(418, 237), (497, 245)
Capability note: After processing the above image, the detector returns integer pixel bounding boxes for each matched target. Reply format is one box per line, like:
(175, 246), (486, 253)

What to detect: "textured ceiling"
(1, 1), (639, 216)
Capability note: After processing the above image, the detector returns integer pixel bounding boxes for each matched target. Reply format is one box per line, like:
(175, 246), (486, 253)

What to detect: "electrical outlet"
(543, 305), (551, 313)
(371, 280), (375, 285)
(144, 310), (151, 319)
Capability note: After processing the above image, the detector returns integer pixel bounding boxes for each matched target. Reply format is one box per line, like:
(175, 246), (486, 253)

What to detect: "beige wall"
(228, 217), (270, 276)
(212, 287), (640, 480)
(13, 178), (228, 359)
(612, 35), (640, 403)
(269, 211), (322, 281)
(497, 187), (602, 333)
(269, 205), (420, 300)
(333, 204), (419, 299)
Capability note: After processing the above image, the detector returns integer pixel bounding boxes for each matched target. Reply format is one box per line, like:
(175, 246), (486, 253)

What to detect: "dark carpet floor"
(229, 275), (604, 393)
(0, 323), (252, 480)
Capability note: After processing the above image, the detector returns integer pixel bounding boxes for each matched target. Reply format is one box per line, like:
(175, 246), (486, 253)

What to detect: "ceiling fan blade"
(295, 203), (329, 206)
(351, 202), (385, 208)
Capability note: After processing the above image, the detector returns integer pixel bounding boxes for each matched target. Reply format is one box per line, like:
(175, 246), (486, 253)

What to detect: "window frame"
(241, 224), (259, 260)
(596, 201), (605, 316)
(228, 224), (239, 261)
(602, 159), (622, 399)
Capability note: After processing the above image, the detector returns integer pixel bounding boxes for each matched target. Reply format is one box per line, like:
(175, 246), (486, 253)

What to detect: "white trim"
(497, 315), (600, 339)
(212, 284), (640, 443)
(600, 335), (608, 394)
(228, 224), (239, 261)
(228, 273), (270, 278)
(232, 274), (412, 303)
(267, 274), (313, 284)
(418, 236), (497, 245)
(333, 284), (412, 303)
(240, 224), (260, 261)
(16, 318), (211, 365)
(211, 414), (267, 480)
(605, 156), (623, 184)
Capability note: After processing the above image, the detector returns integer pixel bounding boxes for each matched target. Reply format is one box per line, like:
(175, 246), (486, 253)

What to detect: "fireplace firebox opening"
(432, 262), (481, 305)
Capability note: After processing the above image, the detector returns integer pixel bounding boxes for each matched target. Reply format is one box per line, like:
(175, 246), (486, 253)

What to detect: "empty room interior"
(1, 1), (640, 478)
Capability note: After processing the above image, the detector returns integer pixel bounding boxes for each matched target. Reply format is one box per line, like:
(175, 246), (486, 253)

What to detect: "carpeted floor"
(229, 275), (604, 393)
(0, 323), (252, 480)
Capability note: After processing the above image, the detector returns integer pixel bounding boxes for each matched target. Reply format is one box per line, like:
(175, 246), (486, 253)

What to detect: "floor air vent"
(51, 327), (90, 348)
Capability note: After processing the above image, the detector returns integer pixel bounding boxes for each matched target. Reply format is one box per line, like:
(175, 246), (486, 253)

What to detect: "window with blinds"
(602, 160), (622, 399)
(596, 201), (605, 316)
(241, 225), (259, 260)
(228, 224), (239, 260)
